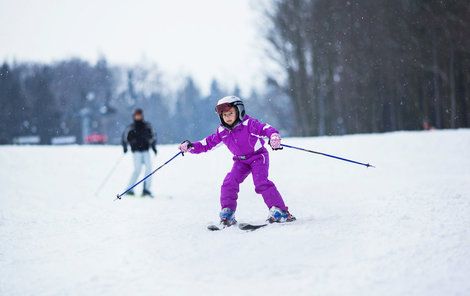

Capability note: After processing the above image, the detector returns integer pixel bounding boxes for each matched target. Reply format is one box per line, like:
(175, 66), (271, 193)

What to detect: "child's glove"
(179, 140), (194, 153)
(269, 133), (282, 150)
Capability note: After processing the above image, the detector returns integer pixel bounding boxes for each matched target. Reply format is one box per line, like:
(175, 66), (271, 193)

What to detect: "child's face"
(222, 107), (237, 125)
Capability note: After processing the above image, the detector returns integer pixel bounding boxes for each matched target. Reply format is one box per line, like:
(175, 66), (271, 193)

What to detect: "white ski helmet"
(215, 96), (245, 123)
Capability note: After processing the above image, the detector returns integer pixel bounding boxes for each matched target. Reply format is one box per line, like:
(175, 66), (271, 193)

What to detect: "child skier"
(178, 95), (295, 227)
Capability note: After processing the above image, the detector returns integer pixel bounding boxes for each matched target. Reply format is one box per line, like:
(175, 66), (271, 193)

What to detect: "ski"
(207, 224), (225, 231)
(207, 222), (276, 231)
(238, 223), (268, 231)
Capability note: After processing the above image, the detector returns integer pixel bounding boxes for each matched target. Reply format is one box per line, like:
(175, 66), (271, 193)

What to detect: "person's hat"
(133, 108), (143, 116)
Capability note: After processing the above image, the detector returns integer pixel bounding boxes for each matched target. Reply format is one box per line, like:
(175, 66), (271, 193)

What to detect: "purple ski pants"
(220, 151), (287, 211)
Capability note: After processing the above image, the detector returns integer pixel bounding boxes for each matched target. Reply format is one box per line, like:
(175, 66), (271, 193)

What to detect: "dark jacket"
(122, 120), (157, 153)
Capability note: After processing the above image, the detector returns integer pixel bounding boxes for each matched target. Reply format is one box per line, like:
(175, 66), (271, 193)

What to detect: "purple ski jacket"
(190, 115), (279, 157)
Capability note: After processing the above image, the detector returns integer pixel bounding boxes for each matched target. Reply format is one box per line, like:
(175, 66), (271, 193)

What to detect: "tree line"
(263, 0), (470, 136)
(0, 58), (291, 145)
(2, 0), (468, 144)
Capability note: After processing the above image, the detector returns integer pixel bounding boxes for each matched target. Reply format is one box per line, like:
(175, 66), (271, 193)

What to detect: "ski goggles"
(215, 103), (234, 114)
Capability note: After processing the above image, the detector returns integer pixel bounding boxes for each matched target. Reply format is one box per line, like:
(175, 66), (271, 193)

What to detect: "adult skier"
(122, 108), (157, 197)
(178, 96), (295, 227)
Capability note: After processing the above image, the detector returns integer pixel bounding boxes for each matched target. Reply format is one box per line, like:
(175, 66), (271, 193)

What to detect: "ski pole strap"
(116, 151), (183, 200)
(281, 144), (375, 168)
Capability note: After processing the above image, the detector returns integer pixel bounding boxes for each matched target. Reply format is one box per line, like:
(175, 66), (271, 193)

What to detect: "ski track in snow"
(1, 130), (469, 295)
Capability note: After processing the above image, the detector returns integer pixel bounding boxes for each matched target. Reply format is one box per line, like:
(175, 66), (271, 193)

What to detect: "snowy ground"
(1, 129), (469, 296)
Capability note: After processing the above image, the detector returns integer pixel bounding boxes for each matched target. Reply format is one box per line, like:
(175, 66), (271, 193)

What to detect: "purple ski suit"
(190, 115), (287, 211)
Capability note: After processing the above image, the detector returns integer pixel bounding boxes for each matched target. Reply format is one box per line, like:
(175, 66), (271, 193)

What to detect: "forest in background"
(1, 0), (470, 144)
(0, 59), (292, 144)
(264, 0), (470, 136)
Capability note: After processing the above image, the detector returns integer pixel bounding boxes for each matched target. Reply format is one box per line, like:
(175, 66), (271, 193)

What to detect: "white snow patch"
(1, 129), (469, 295)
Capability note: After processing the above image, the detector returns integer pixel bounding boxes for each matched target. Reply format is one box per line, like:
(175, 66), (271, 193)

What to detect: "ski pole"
(115, 151), (184, 200)
(94, 153), (125, 196)
(281, 143), (375, 168)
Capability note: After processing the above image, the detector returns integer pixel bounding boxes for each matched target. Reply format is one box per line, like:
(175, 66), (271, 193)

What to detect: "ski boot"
(125, 190), (135, 196)
(219, 208), (237, 227)
(267, 206), (296, 223)
(142, 188), (154, 198)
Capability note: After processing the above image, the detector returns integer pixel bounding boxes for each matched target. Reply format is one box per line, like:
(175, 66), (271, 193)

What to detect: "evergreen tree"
(0, 63), (29, 143)
(24, 66), (61, 144)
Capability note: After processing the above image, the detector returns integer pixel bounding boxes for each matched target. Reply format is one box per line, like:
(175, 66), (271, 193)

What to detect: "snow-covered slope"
(1, 130), (469, 295)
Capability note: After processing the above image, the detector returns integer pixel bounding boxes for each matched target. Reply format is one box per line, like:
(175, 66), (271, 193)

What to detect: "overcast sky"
(0, 0), (271, 94)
